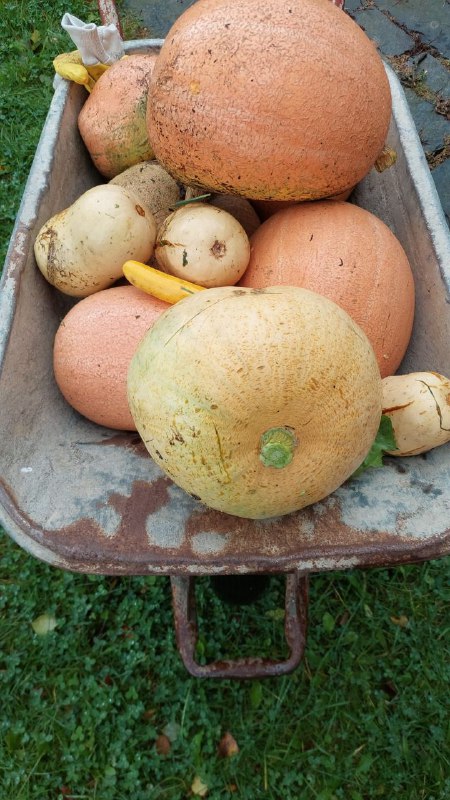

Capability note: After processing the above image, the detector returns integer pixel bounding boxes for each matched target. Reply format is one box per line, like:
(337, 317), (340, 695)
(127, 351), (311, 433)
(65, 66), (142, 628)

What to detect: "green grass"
(0, 533), (449, 800)
(1, 2), (450, 798)
(0, 0), (135, 266)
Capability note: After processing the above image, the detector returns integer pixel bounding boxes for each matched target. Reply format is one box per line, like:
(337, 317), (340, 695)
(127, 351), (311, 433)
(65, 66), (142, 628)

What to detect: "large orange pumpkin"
(239, 201), (415, 378)
(147, 0), (391, 201)
(79, 54), (158, 178)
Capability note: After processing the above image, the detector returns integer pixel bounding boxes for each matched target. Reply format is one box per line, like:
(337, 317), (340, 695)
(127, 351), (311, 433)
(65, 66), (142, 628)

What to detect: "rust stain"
(183, 496), (450, 570)
(43, 476), (173, 564)
(110, 477), (172, 532)
(1, 473), (449, 575)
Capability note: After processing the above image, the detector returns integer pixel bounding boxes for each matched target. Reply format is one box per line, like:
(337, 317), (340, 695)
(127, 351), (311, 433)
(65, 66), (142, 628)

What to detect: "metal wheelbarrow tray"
(1, 40), (449, 677)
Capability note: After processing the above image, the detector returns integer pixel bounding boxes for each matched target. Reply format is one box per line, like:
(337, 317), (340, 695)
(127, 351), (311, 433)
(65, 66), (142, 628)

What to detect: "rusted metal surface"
(97, 0), (123, 39)
(171, 572), (309, 679)
(1, 44), (450, 579)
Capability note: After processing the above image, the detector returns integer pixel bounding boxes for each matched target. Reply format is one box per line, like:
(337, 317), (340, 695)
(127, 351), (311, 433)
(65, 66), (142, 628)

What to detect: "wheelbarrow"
(1, 23), (450, 678)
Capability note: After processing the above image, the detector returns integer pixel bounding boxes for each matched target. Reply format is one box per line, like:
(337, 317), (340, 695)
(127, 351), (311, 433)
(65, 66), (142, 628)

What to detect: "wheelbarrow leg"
(170, 572), (309, 679)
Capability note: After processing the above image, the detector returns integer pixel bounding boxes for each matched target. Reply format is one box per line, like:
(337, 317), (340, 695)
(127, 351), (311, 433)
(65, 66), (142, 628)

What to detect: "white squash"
(155, 202), (250, 288)
(34, 184), (157, 297)
(382, 371), (450, 456)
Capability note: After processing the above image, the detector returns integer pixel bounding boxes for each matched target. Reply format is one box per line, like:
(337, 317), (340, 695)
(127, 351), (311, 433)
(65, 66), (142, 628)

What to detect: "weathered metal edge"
(384, 63), (450, 288)
(0, 39), (162, 381)
(0, 475), (448, 575)
(0, 81), (69, 378)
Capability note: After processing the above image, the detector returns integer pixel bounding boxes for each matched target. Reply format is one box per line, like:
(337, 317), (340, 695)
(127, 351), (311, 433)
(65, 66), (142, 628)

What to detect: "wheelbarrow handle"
(170, 572), (309, 679)
(97, 0), (123, 38)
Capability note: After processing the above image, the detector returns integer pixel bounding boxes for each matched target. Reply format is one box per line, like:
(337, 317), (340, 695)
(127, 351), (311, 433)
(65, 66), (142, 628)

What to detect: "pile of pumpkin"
(34, 0), (450, 519)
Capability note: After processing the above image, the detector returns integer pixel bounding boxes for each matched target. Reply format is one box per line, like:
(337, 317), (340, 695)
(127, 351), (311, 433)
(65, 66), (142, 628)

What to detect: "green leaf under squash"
(352, 415), (397, 477)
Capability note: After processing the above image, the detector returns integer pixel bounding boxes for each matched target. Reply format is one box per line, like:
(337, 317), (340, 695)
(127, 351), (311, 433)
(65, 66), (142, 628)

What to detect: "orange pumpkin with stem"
(147, 0), (391, 200)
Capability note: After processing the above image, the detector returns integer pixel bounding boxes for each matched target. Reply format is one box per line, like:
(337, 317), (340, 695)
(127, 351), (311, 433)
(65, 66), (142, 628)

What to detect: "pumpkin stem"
(259, 426), (297, 469)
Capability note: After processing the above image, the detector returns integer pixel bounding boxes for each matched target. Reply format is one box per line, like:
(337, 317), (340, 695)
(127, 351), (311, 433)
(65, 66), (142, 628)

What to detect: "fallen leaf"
(390, 615), (409, 628)
(31, 614), (57, 635)
(375, 146), (397, 173)
(191, 775), (208, 797)
(322, 611), (335, 633)
(155, 734), (171, 755)
(218, 731), (239, 758)
(162, 721), (181, 742)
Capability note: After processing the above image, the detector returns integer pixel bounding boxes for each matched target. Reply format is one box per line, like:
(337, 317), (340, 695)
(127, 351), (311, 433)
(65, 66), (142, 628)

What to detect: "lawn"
(1, 2), (449, 799)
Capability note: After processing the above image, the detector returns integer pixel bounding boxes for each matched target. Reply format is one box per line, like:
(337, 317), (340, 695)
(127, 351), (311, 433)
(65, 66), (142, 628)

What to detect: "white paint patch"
(95, 503), (122, 537)
(185, 563), (228, 574)
(20, 467), (33, 474)
(145, 483), (192, 550)
(296, 555), (360, 572)
(337, 443), (450, 539)
(191, 531), (228, 556)
(1, 418), (182, 536)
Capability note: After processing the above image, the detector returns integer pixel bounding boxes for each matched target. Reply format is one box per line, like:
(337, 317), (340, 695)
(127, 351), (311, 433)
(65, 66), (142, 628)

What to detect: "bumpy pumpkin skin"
(239, 201), (415, 378)
(79, 54), (158, 179)
(147, 0), (391, 201)
(54, 286), (168, 430)
(128, 286), (382, 519)
(252, 187), (353, 221)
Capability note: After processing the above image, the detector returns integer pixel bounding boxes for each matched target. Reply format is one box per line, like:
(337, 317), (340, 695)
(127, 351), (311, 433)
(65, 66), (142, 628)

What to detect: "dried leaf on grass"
(218, 731), (239, 758)
(162, 721), (181, 742)
(390, 614), (409, 628)
(191, 775), (208, 797)
(31, 614), (57, 635)
(155, 734), (171, 755)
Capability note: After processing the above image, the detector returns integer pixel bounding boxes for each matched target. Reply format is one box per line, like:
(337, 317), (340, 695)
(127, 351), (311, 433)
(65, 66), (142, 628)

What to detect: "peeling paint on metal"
(191, 532), (229, 555)
(295, 555), (360, 572)
(338, 447), (450, 538)
(146, 483), (194, 549)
